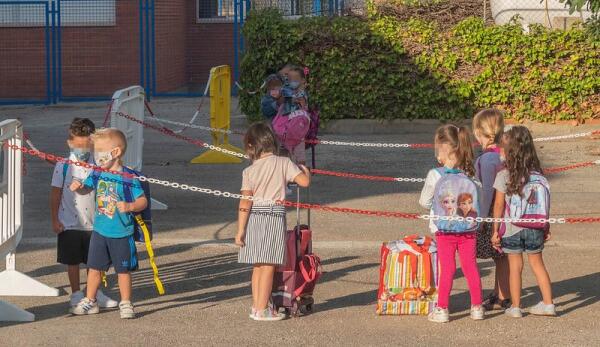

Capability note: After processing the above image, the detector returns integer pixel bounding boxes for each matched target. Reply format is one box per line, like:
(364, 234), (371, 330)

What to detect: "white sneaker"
(505, 306), (523, 318)
(70, 297), (99, 315)
(428, 307), (449, 323)
(529, 301), (557, 316)
(119, 301), (136, 319)
(470, 305), (485, 320)
(253, 308), (285, 321)
(69, 290), (85, 307)
(97, 289), (118, 308)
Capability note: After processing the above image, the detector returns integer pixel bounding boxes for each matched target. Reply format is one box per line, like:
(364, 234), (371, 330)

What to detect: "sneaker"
(470, 305), (485, 320)
(253, 308), (285, 321)
(505, 306), (523, 318)
(249, 307), (257, 319)
(428, 307), (449, 323)
(119, 301), (136, 319)
(529, 302), (557, 316)
(70, 297), (99, 315)
(69, 290), (85, 307)
(97, 289), (118, 309)
(481, 293), (498, 311)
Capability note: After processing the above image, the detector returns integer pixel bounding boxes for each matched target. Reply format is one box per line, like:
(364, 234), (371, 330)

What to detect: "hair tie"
(303, 67), (310, 77)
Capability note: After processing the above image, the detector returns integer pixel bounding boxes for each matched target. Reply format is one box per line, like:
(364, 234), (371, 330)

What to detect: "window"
(197, 0), (235, 22)
(0, 0), (116, 27)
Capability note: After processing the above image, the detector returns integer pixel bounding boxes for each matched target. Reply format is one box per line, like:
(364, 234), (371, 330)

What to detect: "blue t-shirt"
(84, 171), (144, 238)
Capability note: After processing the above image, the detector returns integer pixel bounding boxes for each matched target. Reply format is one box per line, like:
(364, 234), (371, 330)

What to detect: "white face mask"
(94, 150), (115, 167)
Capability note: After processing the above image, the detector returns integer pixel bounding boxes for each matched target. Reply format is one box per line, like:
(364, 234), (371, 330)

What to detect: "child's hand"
(544, 230), (552, 242)
(69, 180), (83, 192)
(52, 221), (64, 234)
(235, 232), (246, 247)
(491, 231), (502, 251)
(116, 202), (132, 213)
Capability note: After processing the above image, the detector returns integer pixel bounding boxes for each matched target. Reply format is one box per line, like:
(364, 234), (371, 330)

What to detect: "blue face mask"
(288, 81), (301, 90)
(70, 148), (91, 162)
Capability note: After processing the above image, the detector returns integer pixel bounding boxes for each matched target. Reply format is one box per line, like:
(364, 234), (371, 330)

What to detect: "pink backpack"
(272, 107), (311, 152)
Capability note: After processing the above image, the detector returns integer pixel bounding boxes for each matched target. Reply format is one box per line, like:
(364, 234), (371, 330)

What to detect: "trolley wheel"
(306, 304), (313, 312)
(284, 308), (291, 316)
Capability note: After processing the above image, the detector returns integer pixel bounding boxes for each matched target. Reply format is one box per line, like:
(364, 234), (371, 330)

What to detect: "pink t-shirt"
(241, 155), (302, 201)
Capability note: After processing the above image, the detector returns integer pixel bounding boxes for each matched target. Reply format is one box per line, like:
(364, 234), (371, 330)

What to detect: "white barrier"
(0, 119), (59, 322)
(110, 86), (167, 210)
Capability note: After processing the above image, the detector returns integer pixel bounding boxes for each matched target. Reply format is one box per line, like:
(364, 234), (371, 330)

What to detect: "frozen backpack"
(432, 168), (480, 233)
(272, 106), (311, 152)
(503, 172), (550, 231)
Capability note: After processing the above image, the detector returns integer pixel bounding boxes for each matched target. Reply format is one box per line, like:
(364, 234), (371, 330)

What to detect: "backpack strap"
(134, 214), (165, 295)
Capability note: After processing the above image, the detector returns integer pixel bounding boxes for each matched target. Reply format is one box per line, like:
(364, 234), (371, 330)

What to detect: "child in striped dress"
(235, 122), (311, 321)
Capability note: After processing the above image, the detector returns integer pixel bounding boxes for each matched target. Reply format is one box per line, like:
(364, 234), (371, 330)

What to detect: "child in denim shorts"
(491, 126), (555, 318)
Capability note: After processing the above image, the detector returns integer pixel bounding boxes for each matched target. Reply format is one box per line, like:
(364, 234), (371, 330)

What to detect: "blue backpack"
(432, 168), (481, 233)
(90, 167), (152, 242)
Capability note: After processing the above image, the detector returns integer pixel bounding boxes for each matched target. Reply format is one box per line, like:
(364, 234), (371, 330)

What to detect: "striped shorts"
(238, 204), (287, 265)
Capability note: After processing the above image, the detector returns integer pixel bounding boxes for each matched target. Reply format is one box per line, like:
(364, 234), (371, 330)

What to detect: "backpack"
(272, 106), (311, 152)
(377, 235), (439, 315)
(432, 168), (480, 233)
(503, 172), (550, 231)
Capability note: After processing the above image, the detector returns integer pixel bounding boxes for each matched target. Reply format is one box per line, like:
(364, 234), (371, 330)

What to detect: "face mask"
(288, 81), (300, 90)
(94, 150), (114, 167)
(69, 148), (91, 162)
(269, 88), (280, 98)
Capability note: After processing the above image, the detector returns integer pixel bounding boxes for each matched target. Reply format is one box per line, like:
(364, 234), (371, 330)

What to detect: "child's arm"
(117, 195), (148, 214)
(50, 187), (64, 234)
(418, 170), (438, 209)
(293, 165), (311, 188)
(491, 189), (506, 250)
(235, 190), (254, 247)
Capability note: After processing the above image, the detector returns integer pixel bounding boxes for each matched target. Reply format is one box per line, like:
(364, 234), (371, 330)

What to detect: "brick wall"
(154, 0), (187, 94)
(60, 1), (140, 97)
(0, 26), (47, 100)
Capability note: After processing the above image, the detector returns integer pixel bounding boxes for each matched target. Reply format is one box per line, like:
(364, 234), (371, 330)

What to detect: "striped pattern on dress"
(238, 204), (287, 265)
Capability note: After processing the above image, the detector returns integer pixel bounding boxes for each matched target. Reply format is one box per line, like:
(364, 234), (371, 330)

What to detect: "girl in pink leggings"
(419, 124), (484, 323)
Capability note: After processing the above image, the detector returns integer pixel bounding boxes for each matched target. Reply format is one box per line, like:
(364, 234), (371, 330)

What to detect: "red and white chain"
(534, 130), (600, 142)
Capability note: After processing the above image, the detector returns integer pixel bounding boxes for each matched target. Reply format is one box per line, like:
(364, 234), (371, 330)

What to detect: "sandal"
(482, 293), (498, 311)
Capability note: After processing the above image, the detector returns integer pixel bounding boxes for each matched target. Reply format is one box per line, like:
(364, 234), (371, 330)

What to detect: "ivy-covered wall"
(239, 9), (600, 122)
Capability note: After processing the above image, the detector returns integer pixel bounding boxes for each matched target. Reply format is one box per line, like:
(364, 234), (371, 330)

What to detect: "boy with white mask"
(50, 118), (117, 310)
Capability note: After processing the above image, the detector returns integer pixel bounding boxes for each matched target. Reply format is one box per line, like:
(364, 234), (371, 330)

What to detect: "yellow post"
(190, 65), (245, 164)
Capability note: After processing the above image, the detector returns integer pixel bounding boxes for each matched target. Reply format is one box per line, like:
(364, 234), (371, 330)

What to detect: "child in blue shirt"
(70, 128), (147, 319)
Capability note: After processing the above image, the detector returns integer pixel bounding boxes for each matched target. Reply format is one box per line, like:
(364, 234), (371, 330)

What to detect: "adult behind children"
(235, 123), (311, 321)
(419, 124), (484, 323)
(70, 128), (148, 319)
(491, 126), (555, 318)
(50, 118), (117, 310)
(472, 109), (511, 311)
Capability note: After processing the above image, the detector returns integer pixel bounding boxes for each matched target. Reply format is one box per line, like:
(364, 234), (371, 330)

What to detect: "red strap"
(294, 255), (320, 297)
(378, 244), (390, 299)
(299, 229), (311, 256)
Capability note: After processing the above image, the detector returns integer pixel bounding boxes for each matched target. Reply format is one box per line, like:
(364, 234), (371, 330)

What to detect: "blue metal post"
(50, 1), (57, 103)
(44, 2), (51, 104)
(328, 0), (333, 16)
(150, 0), (156, 97)
(144, 0), (151, 100)
(139, 0), (145, 90)
(57, 0), (62, 100)
(314, 0), (321, 15)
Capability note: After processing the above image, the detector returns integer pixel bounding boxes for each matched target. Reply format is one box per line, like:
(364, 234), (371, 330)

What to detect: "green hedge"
(239, 9), (600, 122)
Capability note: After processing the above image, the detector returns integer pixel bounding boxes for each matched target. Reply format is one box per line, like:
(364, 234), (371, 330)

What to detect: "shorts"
(57, 229), (92, 265)
(501, 229), (545, 254)
(87, 231), (138, 274)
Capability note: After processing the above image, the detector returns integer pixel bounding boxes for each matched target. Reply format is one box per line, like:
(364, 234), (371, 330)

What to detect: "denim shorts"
(87, 231), (138, 273)
(501, 229), (545, 254)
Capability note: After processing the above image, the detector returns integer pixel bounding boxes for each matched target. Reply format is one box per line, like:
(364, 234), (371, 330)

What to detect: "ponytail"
(456, 126), (475, 177)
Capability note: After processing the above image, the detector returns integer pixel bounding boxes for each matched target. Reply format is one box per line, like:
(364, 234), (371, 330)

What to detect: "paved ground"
(1, 98), (600, 346)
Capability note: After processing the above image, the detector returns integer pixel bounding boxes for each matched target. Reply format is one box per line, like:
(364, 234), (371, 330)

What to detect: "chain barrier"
(139, 113), (600, 149)
(311, 169), (426, 183)
(6, 142), (600, 224)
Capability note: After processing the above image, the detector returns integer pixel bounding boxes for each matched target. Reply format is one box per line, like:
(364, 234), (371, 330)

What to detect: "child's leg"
(67, 265), (81, 292)
(256, 264), (276, 310)
(527, 252), (553, 305)
(86, 269), (102, 300)
(118, 273), (132, 302)
(494, 256), (510, 300)
(457, 235), (482, 306)
(507, 253), (524, 308)
(251, 265), (261, 309)
(436, 234), (458, 309)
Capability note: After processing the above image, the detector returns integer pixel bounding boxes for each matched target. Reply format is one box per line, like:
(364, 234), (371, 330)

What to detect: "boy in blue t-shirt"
(70, 128), (147, 319)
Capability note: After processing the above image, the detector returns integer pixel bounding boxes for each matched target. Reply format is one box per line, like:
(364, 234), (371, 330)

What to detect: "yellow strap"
(135, 214), (165, 295)
(101, 272), (108, 288)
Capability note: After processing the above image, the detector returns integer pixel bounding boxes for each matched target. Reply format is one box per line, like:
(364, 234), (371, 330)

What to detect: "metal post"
(44, 2), (51, 104)
(233, 0), (239, 95)
(139, 0), (145, 90)
(57, 0), (62, 100)
(150, 0), (156, 97)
